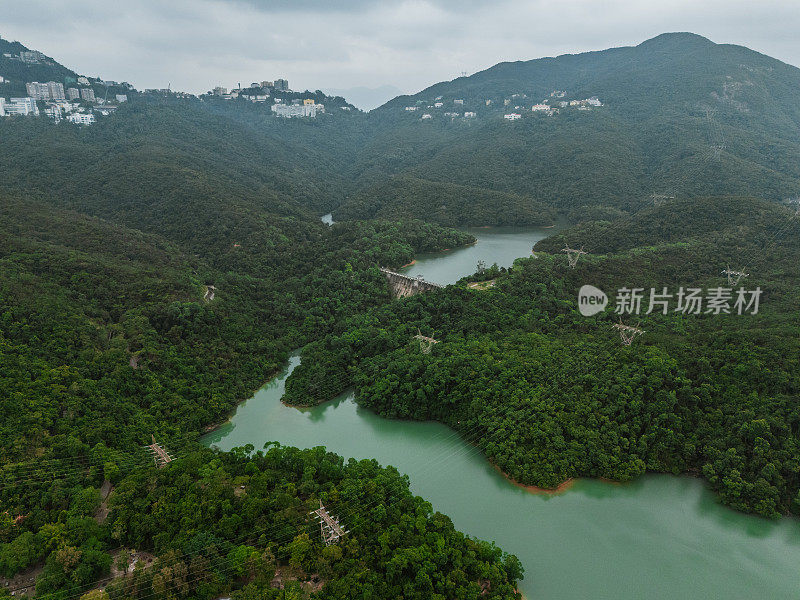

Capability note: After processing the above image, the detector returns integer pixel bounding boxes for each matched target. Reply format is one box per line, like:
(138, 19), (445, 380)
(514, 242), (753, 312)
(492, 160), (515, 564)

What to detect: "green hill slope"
(336, 33), (800, 223)
(335, 175), (556, 226)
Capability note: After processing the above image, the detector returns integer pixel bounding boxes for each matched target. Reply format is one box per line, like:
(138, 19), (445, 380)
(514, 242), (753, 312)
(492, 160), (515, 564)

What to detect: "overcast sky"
(3, 0), (799, 108)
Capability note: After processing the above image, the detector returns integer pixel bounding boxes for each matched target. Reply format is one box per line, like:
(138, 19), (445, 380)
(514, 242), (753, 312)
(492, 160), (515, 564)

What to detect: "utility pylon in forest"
(612, 319), (645, 346)
(145, 435), (173, 468)
(311, 501), (347, 546)
(722, 267), (749, 286)
(711, 144), (725, 159)
(413, 329), (439, 354)
(650, 194), (675, 206)
(561, 246), (587, 268)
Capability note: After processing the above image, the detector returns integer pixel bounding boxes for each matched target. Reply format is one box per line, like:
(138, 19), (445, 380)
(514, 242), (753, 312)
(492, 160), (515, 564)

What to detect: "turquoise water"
(204, 227), (800, 599)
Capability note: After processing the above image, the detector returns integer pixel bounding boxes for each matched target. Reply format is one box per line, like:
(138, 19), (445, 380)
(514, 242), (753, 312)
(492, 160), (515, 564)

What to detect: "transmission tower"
(144, 435), (173, 468)
(311, 500), (347, 546)
(650, 193), (675, 206)
(561, 246), (587, 268)
(711, 144), (726, 159)
(413, 329), (439, 354)
(476, 260), (487, 274)
(721, 267), (749, 286)
(612, 319), (645, 346)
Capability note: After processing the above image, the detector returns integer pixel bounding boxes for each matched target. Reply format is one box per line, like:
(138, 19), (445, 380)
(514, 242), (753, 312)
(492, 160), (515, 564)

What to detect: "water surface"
(204, 226), (800, 599)
(402, 226), (555, 285)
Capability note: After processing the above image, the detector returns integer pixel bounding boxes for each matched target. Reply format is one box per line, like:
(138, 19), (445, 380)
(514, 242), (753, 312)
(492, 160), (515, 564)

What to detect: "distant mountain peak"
(637, 32), (715, 50)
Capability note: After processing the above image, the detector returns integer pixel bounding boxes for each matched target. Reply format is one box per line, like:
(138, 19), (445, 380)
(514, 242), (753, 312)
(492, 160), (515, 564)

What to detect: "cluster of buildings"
(2, 50), (49, 64)
(2, 78), (128, 125)
(211, 78), (290, 100)
(208, 78), (331, 118)
(502, 95), (602, 120)
(405, 89), (604, 123)
(271, 98), (325, 118)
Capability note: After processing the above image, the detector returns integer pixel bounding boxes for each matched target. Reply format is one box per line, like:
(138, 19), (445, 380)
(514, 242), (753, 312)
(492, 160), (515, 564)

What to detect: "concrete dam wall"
(380, 268), (443, 298)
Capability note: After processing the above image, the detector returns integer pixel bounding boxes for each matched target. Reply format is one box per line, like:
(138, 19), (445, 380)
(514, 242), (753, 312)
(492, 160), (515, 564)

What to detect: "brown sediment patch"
(399, 259), (417, 268)
(491, 462), (574, 495)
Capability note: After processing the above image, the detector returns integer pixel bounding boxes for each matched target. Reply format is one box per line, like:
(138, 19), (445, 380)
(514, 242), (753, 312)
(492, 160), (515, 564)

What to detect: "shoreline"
(201, 361), (288, 436)
(491, 462), (575, 495)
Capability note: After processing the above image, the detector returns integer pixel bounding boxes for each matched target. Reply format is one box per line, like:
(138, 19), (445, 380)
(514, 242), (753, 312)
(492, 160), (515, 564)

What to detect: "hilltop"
(334, 33), (800, 223)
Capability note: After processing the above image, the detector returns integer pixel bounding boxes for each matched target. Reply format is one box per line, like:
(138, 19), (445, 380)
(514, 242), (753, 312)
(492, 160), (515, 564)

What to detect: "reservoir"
(204, 226), (800, 599)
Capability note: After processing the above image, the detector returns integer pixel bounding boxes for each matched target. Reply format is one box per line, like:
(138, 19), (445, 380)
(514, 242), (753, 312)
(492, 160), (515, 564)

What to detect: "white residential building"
(0, 98), (5, 116)
(463, 111), (476, 118)
(66, 88), (80, 100)
(19, 50), (45, 63)
(434, 102), (443, 108)
(421, 113), (432, 119)
(115, 94), (128, 103)
(49, 82), (65, 100)
(531, 104), (550, 112)
(454, 99), (464, 105)
(271, 102), (324, 118)
(26, 81), (65, 101)
(504, 113), (521, 120)
(404, 106), (418, 111)
(586, 97), (603, 106)
(80, 88), (96, 102)
(77, 76), (90, 85)
(44, 105), (62, 122)
(67, 112), (95, 125)
(4, 97), (39, 116)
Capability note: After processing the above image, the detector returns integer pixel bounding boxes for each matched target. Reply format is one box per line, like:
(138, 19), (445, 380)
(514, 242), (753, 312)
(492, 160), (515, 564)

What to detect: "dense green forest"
(334, 176), (555, 227)
(285, 196), (800, 519)
(2, 444), (522, 600)
(0, 188), (491, 597)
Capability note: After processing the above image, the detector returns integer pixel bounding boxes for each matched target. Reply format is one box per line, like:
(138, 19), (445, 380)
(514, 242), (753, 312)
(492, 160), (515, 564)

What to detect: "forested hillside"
(286, 196), (800, 519)
(0, 182), (487, 596)
(335, 175), (556, 227)
(333, 33), (800, 224)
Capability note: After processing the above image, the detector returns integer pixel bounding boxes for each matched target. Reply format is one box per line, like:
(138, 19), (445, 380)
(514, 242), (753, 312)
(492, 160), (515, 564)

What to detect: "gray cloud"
(2, 0), (799, 104)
